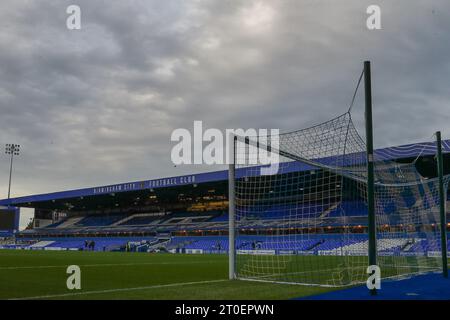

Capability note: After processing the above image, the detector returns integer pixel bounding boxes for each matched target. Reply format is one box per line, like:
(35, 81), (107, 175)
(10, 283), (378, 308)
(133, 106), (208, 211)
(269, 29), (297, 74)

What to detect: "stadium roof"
(0, 139), (448, 209)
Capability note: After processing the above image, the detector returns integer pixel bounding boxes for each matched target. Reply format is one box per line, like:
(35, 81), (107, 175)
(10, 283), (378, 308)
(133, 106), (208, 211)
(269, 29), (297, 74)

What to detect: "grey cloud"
(0, 0), (450, 197)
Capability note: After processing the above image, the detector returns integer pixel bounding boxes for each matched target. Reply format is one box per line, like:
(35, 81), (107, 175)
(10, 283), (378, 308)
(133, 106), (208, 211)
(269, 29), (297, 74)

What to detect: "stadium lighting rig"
(4, 143), (20, 199)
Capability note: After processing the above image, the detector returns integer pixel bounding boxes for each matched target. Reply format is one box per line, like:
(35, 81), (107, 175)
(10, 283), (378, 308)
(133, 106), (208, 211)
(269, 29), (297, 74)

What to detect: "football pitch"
(0, 250), (346, 300)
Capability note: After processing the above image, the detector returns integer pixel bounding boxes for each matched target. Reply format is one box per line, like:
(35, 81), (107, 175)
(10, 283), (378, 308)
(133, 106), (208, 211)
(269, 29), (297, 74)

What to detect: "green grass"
(1, 250), (439, 300)
(236, 254), (441, 286)
(0, 250), (341, 300)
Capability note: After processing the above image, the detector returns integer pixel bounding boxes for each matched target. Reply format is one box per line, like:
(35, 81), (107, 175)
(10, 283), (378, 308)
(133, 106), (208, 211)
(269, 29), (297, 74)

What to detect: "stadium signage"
(93, 183), (139, 194)
(92, 175), (197, 194)
(148, 175), (195, 188)
(237, 249), (275, 255)
(278, 250), (295, 255)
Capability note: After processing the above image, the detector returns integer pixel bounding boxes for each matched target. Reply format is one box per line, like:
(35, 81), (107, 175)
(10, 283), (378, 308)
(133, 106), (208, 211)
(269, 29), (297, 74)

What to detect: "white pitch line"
(9, 279), (229, 300)
(0, 260), (219, 270)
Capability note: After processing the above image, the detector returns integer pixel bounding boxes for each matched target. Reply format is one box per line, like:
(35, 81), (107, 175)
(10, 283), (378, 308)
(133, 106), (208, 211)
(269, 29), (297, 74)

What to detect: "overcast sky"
(1, 0), (450, 212)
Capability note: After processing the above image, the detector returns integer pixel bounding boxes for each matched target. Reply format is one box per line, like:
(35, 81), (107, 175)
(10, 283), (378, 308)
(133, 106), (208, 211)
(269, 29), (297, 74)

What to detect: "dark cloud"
(1, 0), (449, 200)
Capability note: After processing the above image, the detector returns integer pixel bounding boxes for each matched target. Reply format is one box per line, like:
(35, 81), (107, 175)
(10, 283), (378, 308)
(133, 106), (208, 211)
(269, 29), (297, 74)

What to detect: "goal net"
(232, 112), (449, 286)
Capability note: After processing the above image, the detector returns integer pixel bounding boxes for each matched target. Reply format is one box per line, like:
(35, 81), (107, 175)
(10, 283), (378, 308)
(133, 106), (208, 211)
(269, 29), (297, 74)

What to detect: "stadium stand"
(0, 139), (448, 258)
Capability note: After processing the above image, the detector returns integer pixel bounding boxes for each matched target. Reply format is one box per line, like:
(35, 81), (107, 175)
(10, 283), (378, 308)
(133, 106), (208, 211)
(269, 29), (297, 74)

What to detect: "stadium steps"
(402, 239), (426, 252)
(164, 216), (212, 224)
(0, 238), (15, 245)
(112, 213), (165, 226)
(56, 217), (84, 229)
(381, 238), (413, 252)
(307, 239), (324, 251)
(149, 238), (170, 250)
(402, 239), (417, 252)
(111, 215), (137, 226)
(29, 240), (54, 248)
(166, 239), (196, 250)
(339, 238), (409, 254)
(319, 203), (339, 218)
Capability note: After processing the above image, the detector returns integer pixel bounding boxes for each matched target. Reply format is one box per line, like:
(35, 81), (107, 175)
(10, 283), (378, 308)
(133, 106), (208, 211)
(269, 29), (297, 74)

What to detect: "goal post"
(436, 131), (448, 278)
(228, 62), (450, 287)
(364, 60), (377, 295)
(228, 135), (236, 280)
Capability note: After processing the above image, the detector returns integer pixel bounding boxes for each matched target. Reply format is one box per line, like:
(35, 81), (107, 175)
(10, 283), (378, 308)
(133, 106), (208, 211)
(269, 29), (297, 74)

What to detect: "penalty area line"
(9, 279), (229, 300)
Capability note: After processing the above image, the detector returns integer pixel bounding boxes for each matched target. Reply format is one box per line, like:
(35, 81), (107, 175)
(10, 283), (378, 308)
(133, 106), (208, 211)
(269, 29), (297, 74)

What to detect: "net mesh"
(234, 112), (449, 286)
